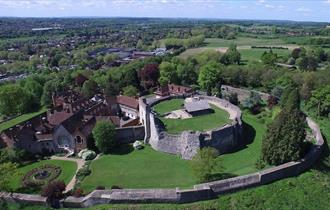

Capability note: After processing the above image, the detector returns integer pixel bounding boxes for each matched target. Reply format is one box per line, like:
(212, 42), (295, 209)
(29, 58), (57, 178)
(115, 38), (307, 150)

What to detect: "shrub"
(191, 147), (220, 182)
(111, 185), (123, 189)
(255, 158), (266, 170)
(73, 188), (84, 198)
(76, 167), (91, 182)
(41, 180), (66, 199)
(96, 186), (105, 190)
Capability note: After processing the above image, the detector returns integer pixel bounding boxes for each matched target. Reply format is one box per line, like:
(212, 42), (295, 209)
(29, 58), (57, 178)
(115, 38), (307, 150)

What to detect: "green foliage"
(262, 89), (306, 165)
(82, 79), (98, 98)
(158, 61), (177, 85)
(261, 50), (278, 66)
(92, 121), (116, 154)
(191, 147), (220, 182)
(0, 162), (19, 192)
(220, 44), (241, 65)
(307, 85), (330, 117)
(198, 61), (222, 95)
(123, 85), (138, 97)
(0, 84), (35, 116)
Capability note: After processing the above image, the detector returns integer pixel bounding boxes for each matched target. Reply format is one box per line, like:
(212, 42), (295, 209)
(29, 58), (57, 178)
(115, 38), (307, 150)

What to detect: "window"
(76, 136), (83, 144)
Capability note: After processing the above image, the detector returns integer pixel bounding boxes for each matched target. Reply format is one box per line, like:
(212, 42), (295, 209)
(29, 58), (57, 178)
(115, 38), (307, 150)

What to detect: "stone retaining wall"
(115, 126), (145, 144)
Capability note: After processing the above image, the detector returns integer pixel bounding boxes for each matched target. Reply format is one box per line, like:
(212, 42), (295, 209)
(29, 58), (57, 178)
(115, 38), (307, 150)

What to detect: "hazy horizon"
(0, 0), (329, 23)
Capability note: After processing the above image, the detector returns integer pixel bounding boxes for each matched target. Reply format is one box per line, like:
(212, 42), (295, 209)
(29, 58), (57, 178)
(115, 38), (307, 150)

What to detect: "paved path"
(51, 156), (85, 193)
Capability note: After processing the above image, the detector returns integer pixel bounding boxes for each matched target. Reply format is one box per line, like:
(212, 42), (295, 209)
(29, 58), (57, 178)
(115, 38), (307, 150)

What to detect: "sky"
(0, 0), (329, 22)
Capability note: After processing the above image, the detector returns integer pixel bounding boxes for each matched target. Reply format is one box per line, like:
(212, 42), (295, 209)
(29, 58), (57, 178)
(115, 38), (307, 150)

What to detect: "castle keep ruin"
(139, 94), (243, 159)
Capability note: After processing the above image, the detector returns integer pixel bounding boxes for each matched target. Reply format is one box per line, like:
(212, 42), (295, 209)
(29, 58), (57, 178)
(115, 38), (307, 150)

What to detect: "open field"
(9, 159), (77, 193)
(153, 99), (231, 134)
(0, 107), (48, 132)
(179, 37), (297, 60)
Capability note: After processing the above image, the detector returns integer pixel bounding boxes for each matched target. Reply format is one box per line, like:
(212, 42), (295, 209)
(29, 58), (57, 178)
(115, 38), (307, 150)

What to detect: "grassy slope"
(80, 145), (197, 192)
(205, 37), (287, 48)
(218, 112), (266, 175)
(154, 99), (230, 134)
(9, 159), (77, 193)
(0, 107), (48, 132)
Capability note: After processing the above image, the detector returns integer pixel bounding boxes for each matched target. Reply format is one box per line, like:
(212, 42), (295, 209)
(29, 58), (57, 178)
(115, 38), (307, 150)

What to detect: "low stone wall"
(221, 85), (270, 102)
(115, 126), (145, 144)
(0, 118), (324, 208)
(145, 95), (243, 159)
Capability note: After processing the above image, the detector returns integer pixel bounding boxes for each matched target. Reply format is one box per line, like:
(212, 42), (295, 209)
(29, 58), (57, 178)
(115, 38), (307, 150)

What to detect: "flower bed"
(22, 164), (62, 187)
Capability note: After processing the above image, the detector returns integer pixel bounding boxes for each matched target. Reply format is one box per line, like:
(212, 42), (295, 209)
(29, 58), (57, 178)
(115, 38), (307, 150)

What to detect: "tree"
(261, 50), (278, 66)
(176, 62), (198, 86)
(291, 47), (306, 59)
(81, 79), (98, 98)
(41, 180), (66, 208)
(242, 91), (262, 114)
(24, 79), (43, 100)
(296, 57), (308, 70)
(123, 68), (140, 89)
(0, 162), (20, 192)
(103, 54), (119, 64)
(158, 61), (177, 86)
(307, 85), (330, 117)
(221, 44), (240, 65)
(139, 63), (160, 90)
(92, 120), (116, 154)
(198, 61), (222, 95)
(191, 147), (220, 182)
(261, 89), (306, 165)
(123, 85), (138, 97)
(0, 84), (34, 116)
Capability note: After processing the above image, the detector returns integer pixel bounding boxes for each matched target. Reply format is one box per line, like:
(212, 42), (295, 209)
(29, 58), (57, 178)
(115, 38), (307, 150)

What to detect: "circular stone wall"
(139, 94), (243, 160)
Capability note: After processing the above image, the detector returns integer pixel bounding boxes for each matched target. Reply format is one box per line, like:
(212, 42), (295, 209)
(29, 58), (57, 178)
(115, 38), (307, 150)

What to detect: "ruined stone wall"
(221, 85), (270, 102)
(142, 95), (243, 159)
(115, 126), (145, 144)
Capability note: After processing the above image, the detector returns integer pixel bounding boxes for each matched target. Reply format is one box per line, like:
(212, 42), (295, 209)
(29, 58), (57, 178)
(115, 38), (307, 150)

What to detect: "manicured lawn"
(153, 98), (184, 115)
(0, 107), (48, 132)
(9, 159), (77, 193)
(80, 145), (198, 192)
(154, 98), (231, 134)
(217, 112), (267, 175)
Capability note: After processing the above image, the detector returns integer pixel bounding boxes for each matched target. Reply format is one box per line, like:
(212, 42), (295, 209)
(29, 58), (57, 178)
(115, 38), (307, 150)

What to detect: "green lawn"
(217, 112), (267, 175)
(153, 98), (184, 115)
(0, 107), (48, 132)
(154, 99), (231, 134)
(9, 159), (77, 193)
(79, 145), (198, 192)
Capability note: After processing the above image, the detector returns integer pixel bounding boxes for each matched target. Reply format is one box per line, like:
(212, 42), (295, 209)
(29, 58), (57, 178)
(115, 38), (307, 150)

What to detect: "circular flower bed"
(22, 164), (62, 187)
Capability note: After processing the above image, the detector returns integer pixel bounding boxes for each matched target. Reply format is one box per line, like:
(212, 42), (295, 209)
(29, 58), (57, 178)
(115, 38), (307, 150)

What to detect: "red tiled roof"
(116, 96), (139, 110)
(47, 111), (73, 126)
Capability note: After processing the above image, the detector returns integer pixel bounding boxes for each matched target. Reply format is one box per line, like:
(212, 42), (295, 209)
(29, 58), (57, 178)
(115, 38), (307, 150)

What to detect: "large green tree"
(92, 121), (116, 154)
(307, 85), (330, 117)
(0, 84), (34, 116)
(191, 147), (220, 182)
(198, 61), (222, 95)
(0, 162), (20, 192)
(82, 79), (99, 98)
(262, 89), (306, 165)
(158, 61), (177, 86)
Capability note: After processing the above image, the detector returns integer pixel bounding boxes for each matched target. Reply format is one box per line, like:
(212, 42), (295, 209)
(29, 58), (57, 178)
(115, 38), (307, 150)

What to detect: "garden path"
(50, 156), (85, 193)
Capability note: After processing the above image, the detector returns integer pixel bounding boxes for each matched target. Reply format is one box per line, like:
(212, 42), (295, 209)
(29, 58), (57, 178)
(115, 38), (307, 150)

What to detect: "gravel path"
(50, 156), (85, 193)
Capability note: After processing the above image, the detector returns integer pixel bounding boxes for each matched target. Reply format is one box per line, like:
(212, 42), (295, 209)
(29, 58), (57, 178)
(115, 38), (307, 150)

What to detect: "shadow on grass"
(15, 185), (40, 194)
(314, 134), (330, 173)
(110, 144), (134, 155)
(207, 173), (237, 182)
(227, 120), (256, 154)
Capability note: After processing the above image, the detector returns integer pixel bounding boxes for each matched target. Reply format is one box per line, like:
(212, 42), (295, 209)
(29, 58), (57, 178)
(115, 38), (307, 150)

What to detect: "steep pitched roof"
(116, 96), (139, 110)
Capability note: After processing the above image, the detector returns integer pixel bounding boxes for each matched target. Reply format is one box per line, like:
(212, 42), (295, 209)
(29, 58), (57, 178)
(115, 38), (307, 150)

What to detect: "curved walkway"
(50, 156), (85, 193)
